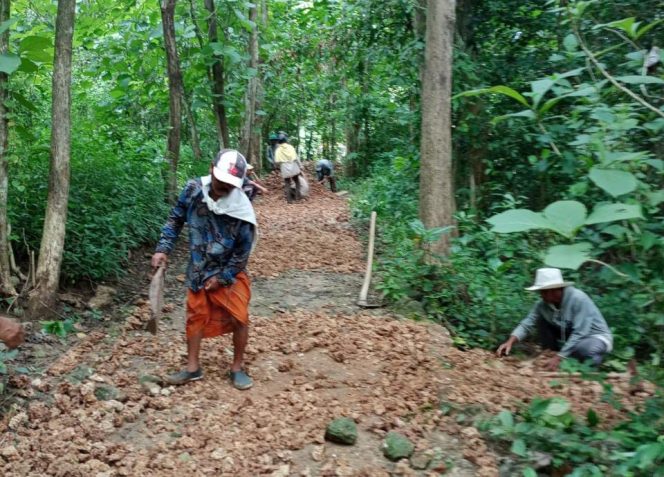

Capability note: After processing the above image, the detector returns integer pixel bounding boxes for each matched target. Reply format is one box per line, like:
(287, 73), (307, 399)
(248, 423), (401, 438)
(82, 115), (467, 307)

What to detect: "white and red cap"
(212, 149), (247, 188)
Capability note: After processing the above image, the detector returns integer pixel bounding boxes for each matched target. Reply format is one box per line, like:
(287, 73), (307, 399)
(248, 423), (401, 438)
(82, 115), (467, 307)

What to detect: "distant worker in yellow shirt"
(274, 132), (303, 203)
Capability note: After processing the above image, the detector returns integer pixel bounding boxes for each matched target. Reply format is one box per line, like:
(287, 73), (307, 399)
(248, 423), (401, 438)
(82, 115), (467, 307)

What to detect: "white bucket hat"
(525, 268), (574, 291)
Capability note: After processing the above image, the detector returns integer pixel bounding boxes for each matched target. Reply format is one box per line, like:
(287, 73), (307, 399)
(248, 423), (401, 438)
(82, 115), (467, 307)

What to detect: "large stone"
(324, 417), (357, 445)
(410, 450), (433, 470)
(382, 432), (414, 461)
(88, 286), (117, 309)
(94, 384), (121, 401)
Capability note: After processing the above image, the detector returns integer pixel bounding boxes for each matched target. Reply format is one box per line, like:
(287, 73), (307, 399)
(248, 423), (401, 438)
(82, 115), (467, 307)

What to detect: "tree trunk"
(419, 0), (456, 257)
(26, 0), (76, 317)
(0, 0), (14, 297)
(240, 3), (261, 167)
(161, 0), (183, 203)
(181, 87), (202, 161)
(204, 0), (230, 148)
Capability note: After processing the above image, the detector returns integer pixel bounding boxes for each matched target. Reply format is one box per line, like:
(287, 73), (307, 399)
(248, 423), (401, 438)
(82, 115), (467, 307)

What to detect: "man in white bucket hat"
(152, 149), (257, 390)
(496, 268), (613, 371)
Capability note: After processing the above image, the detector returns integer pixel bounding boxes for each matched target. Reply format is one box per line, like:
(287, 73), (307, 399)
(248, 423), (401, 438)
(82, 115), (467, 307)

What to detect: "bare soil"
(0, 172), (652, 476)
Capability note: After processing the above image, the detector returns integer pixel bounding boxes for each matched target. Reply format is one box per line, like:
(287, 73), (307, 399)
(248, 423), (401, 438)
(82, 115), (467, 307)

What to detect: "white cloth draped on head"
(200, 175), (257, 227)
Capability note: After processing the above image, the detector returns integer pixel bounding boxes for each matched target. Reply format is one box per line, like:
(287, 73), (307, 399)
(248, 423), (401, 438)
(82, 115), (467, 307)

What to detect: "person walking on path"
(496, 268), (613, 371)
(266, 132), (278, 171)
(274, 132), (303, 203)
(151, 149), (257, 390)
(315, 158), (337, 192)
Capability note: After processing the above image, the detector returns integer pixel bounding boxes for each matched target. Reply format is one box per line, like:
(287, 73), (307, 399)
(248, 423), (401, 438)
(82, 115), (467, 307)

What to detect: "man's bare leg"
(231, 319), (248, 372)
(186, 330), (203, 372)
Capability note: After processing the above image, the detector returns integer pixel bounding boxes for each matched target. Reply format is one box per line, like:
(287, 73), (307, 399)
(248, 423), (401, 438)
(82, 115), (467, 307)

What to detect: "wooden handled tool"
(146, 264), (165, 335)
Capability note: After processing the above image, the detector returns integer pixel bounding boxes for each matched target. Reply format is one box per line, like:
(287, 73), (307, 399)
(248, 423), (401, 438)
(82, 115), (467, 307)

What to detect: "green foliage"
(482, 393), (664, 476)
(41, 318), (75, 338)
(0, 349), (18, 375)
(8, 127), (170, 282)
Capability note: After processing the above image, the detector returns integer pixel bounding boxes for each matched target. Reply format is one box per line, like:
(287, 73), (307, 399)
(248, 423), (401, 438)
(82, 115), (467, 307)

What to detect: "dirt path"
(0, 174), (480, 476)
(0, 173), (650, 476)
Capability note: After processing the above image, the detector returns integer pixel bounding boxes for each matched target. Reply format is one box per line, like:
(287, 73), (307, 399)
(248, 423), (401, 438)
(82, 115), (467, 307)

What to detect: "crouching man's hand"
(543, 355), (562, 371)
(496, 335), (518, 357)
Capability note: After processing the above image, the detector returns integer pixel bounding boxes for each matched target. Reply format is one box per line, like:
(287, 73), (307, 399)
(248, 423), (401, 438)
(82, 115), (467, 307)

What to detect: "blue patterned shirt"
(155, 178), (255, 292)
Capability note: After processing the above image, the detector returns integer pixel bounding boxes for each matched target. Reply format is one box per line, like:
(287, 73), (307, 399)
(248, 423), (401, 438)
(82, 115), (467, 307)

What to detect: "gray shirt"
(511, 286), (613, 358)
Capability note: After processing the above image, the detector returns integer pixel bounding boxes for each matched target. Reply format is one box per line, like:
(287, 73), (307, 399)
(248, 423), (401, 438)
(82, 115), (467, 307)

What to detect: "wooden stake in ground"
(146, 265), (165, 335)
(358, 211), (380, 308)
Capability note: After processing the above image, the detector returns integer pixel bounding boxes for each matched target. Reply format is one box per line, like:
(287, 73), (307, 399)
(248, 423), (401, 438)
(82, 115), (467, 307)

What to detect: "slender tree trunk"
(27, 0), (76, 317)
(240, 4), (261, 167)
(204, 0), (230, 148)
(419, 0), (456, 257)
(181, 88), (202, 161)
(0, 0), (15, 297)
(161, 0), (183, 203)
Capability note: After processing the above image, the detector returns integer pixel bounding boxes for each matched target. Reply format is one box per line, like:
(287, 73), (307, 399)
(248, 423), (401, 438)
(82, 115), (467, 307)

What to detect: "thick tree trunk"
(0, 0), (15, 298)
(419, 0), (456, 257)
(161, 0), (183, 203)
(27, 0), (76, 317)
(204, 0), (230, 148)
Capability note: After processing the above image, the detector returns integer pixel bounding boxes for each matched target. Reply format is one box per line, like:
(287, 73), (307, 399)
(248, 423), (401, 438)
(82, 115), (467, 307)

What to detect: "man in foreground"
(152, 149), (257, 389)
(496, 268), (613, 371)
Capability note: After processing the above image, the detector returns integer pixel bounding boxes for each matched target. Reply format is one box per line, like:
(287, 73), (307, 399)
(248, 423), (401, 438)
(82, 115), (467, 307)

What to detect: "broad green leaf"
(589, 168), (638, 197)
(19, 35), (52, 52)
(487, 209), (552, 233)
(511, 438), (527, 457)
(601, 151), (648, 164)
(615, 76), (664, 85)
(585, 203), (643, 225)
(587, 408), (600, 426)
(454, 85), (530, 108)
(545, 243), (593, 270)
(647, 190), (664, 207)
(0, 53), (20, 74)
(530, 78), (555, 107)
(522, 469), (537, 477)
(498, 410), (513, 428)
(635, 18), (664, 40)
(639, 231), (658, 251)
(109, 89), (125, 99)
(544, 398), (570, 416)
(563, 34), (577, 51)
(602, 17), (637, 38)
(19, 35), (53, 63)
(0, 18), (17, 35)
(10, 91), (38, 112)
(491, 109), (536, 124)
(543, 201), (587, 237)
(635, 443), (664, 470)
(601, 224), (629, 238)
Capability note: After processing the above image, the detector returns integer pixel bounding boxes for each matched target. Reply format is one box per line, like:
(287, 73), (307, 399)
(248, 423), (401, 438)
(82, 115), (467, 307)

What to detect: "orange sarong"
(185, 272), (251, 339)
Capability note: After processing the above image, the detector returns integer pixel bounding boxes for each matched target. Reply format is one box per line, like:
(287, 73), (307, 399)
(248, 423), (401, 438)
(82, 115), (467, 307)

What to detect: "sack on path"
(280, 161), (301, 179)
(299, 174), (310, 197)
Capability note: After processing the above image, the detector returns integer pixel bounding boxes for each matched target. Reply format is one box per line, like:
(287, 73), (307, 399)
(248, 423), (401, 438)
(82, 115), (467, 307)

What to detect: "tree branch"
(571, 20), (664, 119)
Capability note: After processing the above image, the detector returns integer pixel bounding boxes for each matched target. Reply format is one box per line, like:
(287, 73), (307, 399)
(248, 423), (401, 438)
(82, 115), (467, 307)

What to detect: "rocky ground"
(0, 171), (653, 476)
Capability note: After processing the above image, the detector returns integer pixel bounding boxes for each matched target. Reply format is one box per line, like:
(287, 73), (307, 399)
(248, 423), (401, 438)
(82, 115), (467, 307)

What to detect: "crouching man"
(496, 268), (612, 371)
